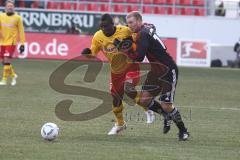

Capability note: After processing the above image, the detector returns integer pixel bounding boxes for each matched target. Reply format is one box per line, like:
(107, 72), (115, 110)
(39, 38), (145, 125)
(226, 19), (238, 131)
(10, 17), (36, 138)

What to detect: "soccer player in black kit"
(126, 11), (189, 141)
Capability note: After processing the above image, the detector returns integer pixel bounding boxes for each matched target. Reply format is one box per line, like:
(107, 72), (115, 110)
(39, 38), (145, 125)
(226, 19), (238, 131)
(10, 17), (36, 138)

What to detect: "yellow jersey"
(90, 25), (132, 74)
(0, 12), (25, 45)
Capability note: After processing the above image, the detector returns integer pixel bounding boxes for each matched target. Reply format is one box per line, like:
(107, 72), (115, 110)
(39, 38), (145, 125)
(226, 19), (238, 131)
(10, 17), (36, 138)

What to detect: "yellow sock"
(2, 64), (11, 81)
(112, 104), (124, 126)
(10, 65), (16, 78)
(135, 92), (148, 111)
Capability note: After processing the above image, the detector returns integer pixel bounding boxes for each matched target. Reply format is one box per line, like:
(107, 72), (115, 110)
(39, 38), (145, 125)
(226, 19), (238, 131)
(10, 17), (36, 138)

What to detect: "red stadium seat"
(174, 8), (182, 15)
(143, 6), (153, 14)
(113, 5), (126, 12)
(31, 1), (39, 8)
(167, 7), (174, 14)
(154, 6), (165, 14)
(128, 0), (141, 3)
(127, 5), (139, 12)
(180, 7), (193, 15)
(153, 0), (165, 4)
(19, 0), (25, 8)
(112, 0), (126, 2)
(46, 1), (52, 9)
(47, 1), (58, 9)
(194, 8), (205, 16)
(61, 2), (70, 10)
(100, 4), (110, 12)
(61, 2), (77, 10)
(178, 0), (191, 5)
(87, 4), (99, 11)
(77, 3), (86, 11)
(193, 0), (205, 6)
(143, 0), (152, 4)
(166, 0), (175, 5)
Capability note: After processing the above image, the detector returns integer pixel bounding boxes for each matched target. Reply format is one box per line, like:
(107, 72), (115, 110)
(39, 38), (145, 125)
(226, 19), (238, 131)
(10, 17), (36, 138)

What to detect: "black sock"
(148, 99), (168, 117)
(170, 107), (187, 132)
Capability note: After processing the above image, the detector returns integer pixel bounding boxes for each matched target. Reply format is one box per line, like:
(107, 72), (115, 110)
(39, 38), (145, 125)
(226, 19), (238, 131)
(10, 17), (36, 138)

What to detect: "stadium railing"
(2, 0), (239, 17)
(0, 0), (210, 16)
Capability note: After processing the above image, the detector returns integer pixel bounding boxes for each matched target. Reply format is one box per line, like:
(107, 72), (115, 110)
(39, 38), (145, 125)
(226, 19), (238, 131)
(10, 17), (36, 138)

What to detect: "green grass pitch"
(0, 59), (240, 160)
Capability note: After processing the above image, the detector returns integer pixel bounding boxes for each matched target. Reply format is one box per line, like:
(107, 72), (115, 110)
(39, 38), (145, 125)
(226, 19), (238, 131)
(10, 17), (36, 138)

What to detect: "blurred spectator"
(14, 0), (20, 7)
(215, 1), (226, 16)
(113, 16), (126, 26)
(24, 1), (33, 8)
(67, 20), (81, 34)
(38, 0), (47, 9)
(233, 38), (240, 67)
(234, 38), (240, 58)
(239, 1), (240, 16)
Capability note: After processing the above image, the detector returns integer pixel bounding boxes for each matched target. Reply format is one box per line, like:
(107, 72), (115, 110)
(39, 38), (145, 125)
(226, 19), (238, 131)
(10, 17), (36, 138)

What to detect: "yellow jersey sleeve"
(0, 14), (3, 42)
(17, 15), (25, 45)
(118, 25), (131, 37)
(90, 31), (102, 56)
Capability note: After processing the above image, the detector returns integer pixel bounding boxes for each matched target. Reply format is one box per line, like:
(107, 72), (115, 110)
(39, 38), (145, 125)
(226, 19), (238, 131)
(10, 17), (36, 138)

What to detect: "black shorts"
(142, 66), (178, 103)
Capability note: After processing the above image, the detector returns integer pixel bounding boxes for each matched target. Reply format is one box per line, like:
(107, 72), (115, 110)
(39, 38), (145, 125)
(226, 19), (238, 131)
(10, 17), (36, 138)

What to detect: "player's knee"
(112, 94), (123, 107)
(138, 96), (150, 107)
(137, 91), (152, 106)
(112, 104), (123, 114)
(161, 103), (174, 112)
(124, 82), (137, 99)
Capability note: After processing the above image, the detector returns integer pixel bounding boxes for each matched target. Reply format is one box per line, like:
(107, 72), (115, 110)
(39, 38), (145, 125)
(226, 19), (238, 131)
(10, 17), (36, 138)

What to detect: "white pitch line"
(177, 106), (240, 111)
(220, 107), (240, 111)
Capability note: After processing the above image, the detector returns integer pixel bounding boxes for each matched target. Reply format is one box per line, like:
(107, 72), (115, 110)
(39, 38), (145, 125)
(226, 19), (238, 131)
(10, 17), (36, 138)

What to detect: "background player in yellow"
(0, 0), (25, 86)
(81, 14), (155, 135)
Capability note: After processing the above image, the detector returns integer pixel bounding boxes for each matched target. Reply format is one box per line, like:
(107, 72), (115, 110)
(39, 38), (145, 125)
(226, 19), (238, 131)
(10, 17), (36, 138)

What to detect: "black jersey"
(134, 24), (177, 71)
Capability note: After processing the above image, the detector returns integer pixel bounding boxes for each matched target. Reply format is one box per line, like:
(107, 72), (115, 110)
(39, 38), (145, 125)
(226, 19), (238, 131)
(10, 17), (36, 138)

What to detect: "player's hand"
(81, 48), (91, 55)
(19, 45), (25, 54)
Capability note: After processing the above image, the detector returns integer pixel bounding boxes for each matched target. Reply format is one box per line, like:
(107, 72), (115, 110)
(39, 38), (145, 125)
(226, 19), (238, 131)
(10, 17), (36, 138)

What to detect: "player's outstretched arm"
(18, 16), (25, 46)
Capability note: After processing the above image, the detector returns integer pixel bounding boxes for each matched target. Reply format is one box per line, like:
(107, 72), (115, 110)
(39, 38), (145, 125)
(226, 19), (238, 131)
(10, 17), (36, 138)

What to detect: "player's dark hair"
(101, 14), (114, 25)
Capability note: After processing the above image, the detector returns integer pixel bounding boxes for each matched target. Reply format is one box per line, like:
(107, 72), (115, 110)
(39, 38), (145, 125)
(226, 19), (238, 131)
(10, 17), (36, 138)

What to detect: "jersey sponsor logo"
(103, 42), (118, 53)
(3, 52), (10, 57)
(1, 23), (14, 28)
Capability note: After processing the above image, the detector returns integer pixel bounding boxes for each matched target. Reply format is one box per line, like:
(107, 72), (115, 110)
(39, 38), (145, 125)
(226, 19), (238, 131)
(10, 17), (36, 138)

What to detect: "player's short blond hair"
(5, 0), (15, 6)
(126, 11), (142, 21)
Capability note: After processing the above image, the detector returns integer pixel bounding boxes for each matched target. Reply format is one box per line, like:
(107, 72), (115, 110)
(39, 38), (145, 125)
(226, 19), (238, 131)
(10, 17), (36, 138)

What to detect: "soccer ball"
(41, 122), (59, 141)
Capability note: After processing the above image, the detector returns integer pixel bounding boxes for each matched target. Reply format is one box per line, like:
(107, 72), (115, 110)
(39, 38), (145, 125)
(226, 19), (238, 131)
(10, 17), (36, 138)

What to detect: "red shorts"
(0, 45), (16, 59)
(110, 63), (140, 96)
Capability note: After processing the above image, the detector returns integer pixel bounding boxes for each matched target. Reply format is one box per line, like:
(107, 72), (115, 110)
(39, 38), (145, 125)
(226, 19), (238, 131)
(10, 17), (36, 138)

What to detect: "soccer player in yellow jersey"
(0, 0), (25, 86)
(81, 14), (155, 135)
